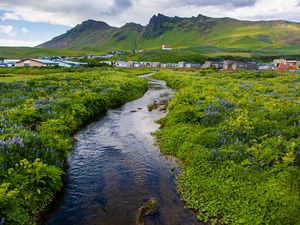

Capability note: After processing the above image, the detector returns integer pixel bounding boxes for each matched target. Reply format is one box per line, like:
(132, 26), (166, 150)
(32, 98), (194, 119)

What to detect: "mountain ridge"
(38, 13), (300, 52)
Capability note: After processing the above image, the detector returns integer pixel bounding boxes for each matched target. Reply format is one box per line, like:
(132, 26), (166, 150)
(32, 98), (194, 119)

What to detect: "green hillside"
(38, 14), (300, 52)
(2, 14), (300, 59)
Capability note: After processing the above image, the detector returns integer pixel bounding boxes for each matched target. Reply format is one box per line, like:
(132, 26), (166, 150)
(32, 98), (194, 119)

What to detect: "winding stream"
(45, 76), (202, 225)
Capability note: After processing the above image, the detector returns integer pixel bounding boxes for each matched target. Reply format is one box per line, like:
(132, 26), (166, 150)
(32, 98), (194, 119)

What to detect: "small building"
(203, 61), (223, 69)
(232, 62), (257, 70)
(224, 60), (257, 70)
(133, 63), (144, 68)
(162, 45), (172, 50)
(178, 61), (187, 68)
(149, 62), (161, 67)
(273, 59), (300, 70)
(160, 63), (177, 68)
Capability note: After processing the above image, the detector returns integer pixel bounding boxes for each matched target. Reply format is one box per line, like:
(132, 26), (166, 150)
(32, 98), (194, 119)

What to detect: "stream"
(45, 76), (202, 225)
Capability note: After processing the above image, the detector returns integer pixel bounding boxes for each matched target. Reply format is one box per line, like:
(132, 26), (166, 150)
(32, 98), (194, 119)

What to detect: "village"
(1, 56), (300, 72)
(1, 45), (300, 71)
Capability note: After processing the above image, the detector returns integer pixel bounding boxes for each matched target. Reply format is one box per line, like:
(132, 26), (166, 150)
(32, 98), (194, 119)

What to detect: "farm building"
(16, 59), (59, 67)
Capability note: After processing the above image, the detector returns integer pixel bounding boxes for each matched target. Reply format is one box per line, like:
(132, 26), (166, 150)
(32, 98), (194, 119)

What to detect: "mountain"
(38, 14), (300, 53)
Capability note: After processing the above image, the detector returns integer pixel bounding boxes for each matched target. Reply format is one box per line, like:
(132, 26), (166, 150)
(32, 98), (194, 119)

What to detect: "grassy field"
(0, 67), (87, 82)
(153, 69), (300, 225)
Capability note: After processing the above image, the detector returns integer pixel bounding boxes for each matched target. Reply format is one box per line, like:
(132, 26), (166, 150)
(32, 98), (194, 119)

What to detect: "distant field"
(0, 47), (99, 58)
(0, 67), (84, 82)
(0, 74), (48, 82)
(1, 45), (300, 63)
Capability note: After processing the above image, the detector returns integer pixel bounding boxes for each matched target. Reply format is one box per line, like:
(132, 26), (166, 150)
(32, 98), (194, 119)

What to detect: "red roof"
(162, 45), (172, 48)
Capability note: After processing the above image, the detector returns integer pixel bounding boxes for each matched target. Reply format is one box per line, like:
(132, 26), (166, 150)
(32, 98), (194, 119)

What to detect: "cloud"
(0, 38), (40, 46)
(108, 0), (134, 14)
(176, 0), (257, 7)
(22, 27), (29, 34)
(0, 0), (299, 28)
(0, 25), (17, 36)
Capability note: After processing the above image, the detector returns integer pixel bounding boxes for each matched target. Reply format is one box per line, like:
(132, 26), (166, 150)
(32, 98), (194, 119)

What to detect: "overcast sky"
(1, 0), (300, 46)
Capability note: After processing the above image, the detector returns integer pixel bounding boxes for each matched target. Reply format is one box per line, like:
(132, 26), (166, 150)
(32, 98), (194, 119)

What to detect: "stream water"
(45, 76), (202, 225)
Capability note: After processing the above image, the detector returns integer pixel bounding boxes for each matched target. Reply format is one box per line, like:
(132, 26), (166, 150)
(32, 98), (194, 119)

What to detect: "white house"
(162, 45), (172, 50)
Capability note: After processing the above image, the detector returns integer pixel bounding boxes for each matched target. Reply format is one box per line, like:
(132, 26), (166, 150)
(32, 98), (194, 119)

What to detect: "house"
(185, 63), (201, 68)
(223, 60), (257, 70)
(232, 62), (257, 70)
(212, 62), (224, 69)
(273, 59), (300, 70)
(149, 62), (161, 67)
(160, 63), (177, 68)
(162, 45), (172, 50)
(133, 63), (144, 68)
(16, 59), (59, 67)
(203, 61), (223, 69)
(203, 61), (214, 68)
(115, 61), (133, 67)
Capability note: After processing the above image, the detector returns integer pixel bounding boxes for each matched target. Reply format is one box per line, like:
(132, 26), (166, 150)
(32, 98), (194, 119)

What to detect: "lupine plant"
(153, 69), (300, 225)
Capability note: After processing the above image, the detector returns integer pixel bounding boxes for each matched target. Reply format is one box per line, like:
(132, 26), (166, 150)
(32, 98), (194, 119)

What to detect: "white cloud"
(0, 25), (17, 36)
(0, 38), (41, 46)
(21, 27), (29, 34)
(0, 11), (20, 20)
(0, 0), (300, 27)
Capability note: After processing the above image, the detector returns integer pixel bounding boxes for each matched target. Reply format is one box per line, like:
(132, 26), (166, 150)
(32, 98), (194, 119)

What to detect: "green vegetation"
(0, 67), (101, 83)
(153, 70), (300, 224)
(0, 68), (149, 224)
